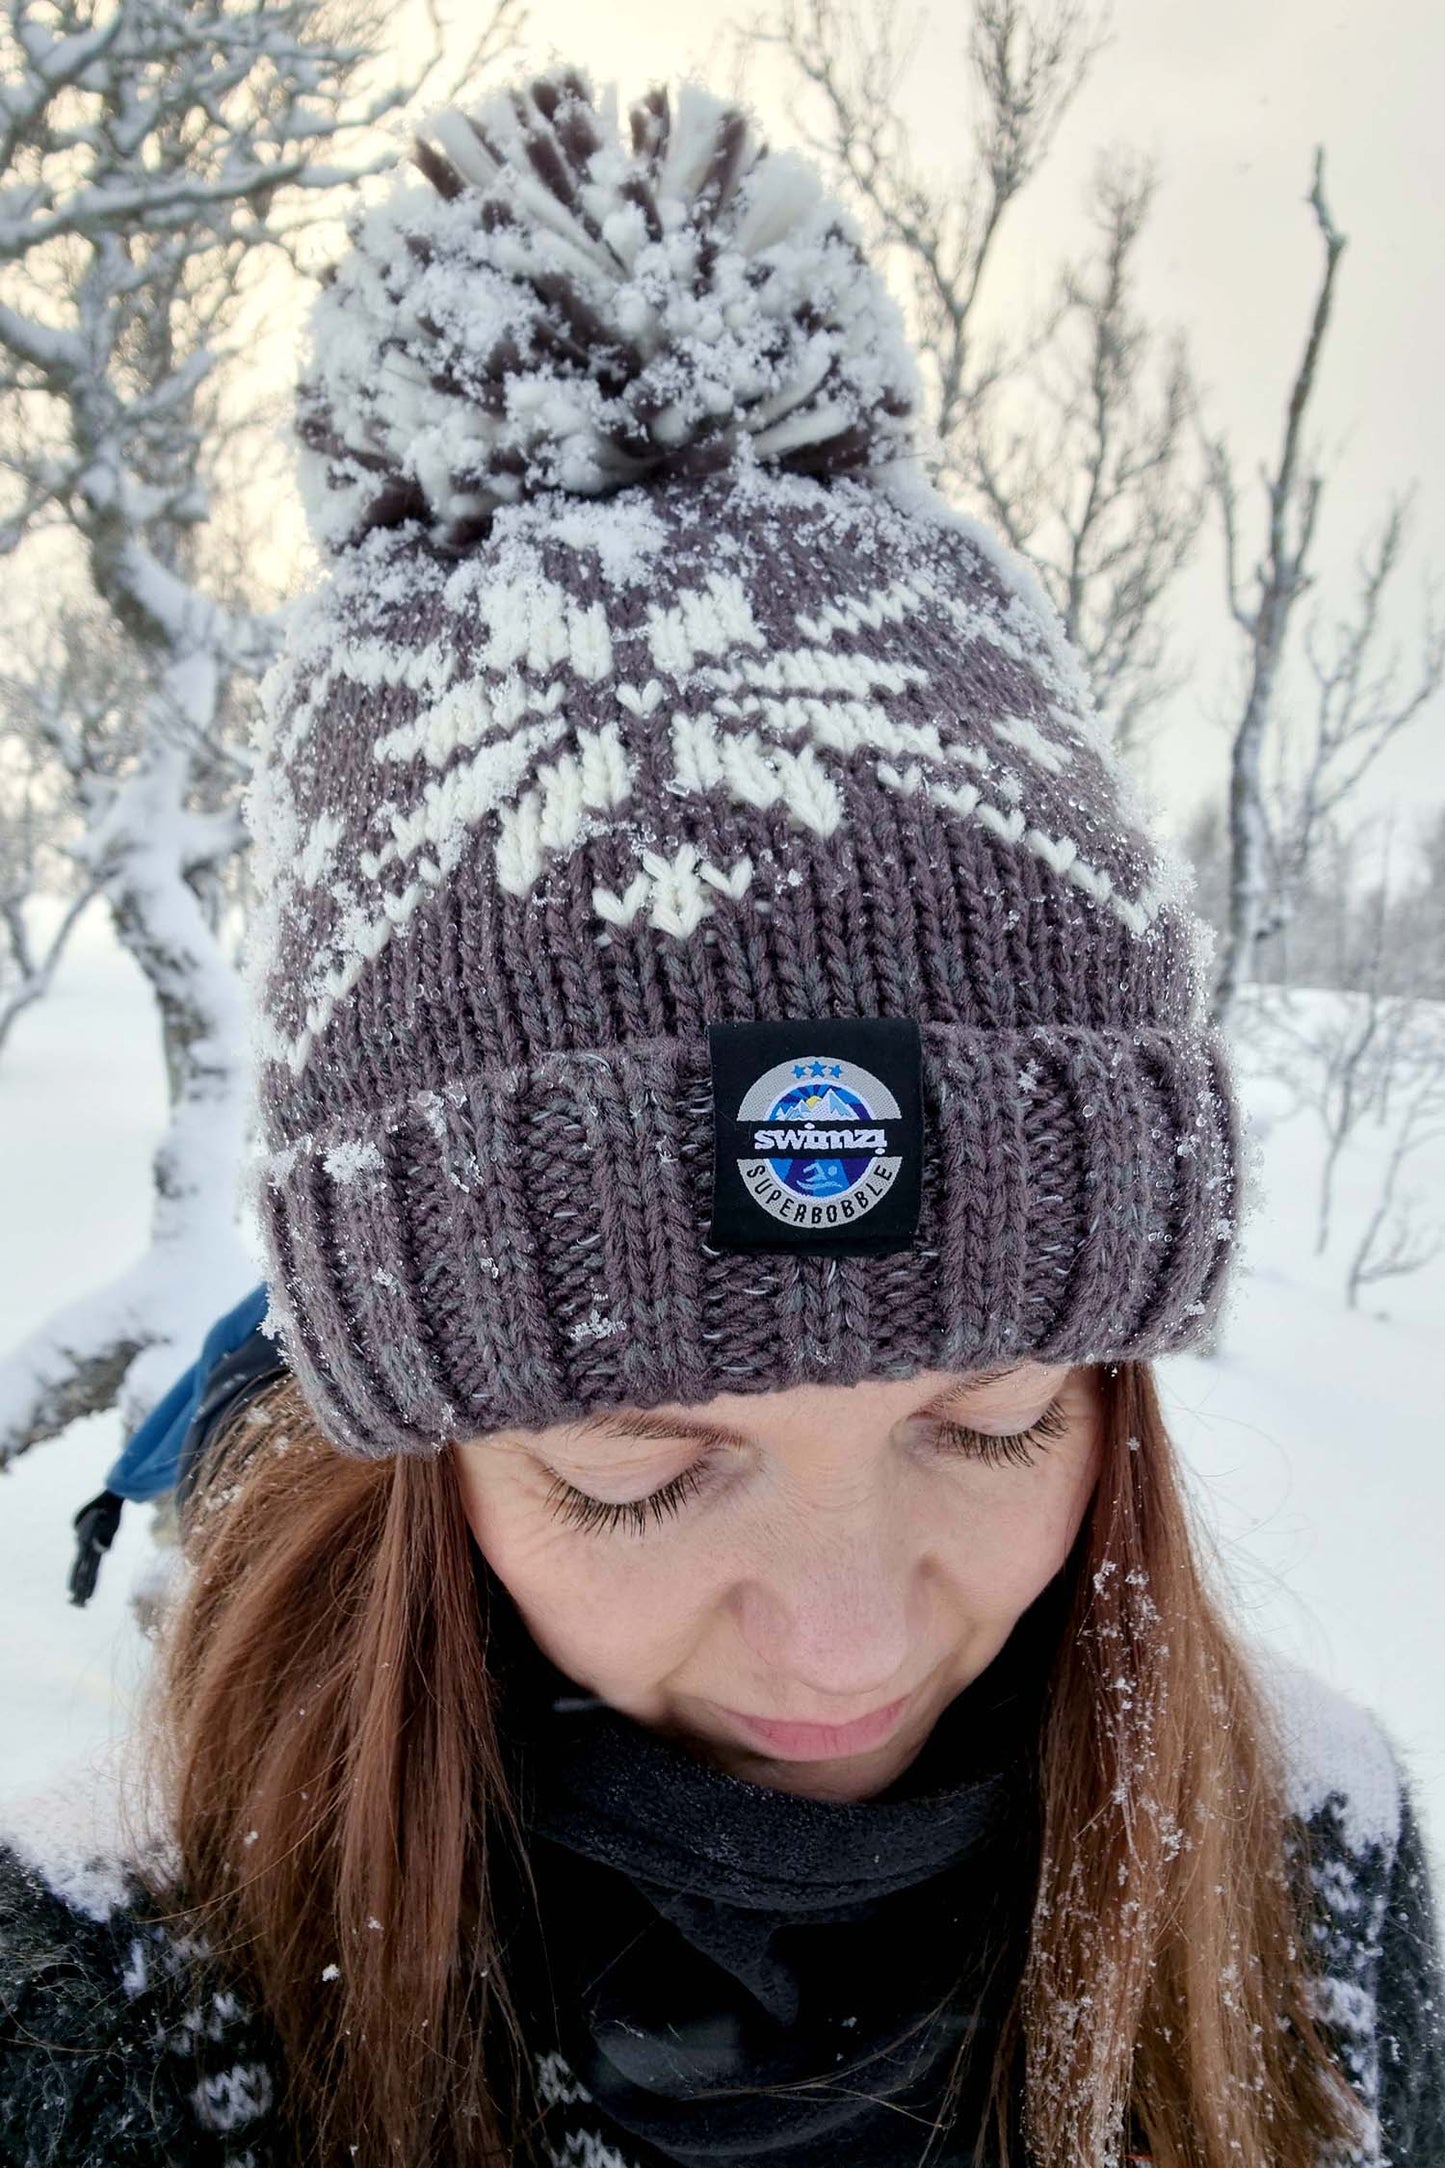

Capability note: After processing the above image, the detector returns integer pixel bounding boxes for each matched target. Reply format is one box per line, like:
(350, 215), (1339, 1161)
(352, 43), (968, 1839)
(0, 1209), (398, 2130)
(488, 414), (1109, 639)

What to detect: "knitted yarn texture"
(241, 68), (1243, 1460)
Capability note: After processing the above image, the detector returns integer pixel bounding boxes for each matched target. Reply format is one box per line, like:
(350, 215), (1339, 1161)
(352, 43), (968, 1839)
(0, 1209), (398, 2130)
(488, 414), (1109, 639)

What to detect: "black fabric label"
(706, 1016), (924, 1257)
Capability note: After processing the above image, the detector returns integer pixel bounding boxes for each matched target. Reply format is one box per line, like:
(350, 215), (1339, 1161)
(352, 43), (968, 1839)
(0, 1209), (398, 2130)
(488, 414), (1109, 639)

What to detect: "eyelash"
(541, 1396), (1071, 1538)
(542, 1460), (712, 1539)
(931, 1396), (1070, 1467)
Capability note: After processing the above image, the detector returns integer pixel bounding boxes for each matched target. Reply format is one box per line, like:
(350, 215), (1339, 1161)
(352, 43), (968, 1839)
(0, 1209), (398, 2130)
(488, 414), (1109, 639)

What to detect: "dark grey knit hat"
(241, 66), (1241, 1460)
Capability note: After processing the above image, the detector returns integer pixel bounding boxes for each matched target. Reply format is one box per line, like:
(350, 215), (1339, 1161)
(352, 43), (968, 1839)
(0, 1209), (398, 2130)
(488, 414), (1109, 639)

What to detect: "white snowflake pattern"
(250, 542), (1166, 1078)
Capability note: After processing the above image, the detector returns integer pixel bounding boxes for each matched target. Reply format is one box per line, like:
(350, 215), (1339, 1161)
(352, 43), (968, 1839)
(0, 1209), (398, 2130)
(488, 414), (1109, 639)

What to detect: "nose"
(729, 1507), (924, 1705)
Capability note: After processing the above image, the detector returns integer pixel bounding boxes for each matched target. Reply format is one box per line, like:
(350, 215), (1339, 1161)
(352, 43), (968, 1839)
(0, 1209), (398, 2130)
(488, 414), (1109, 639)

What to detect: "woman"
(2, 66), (1441, 2168)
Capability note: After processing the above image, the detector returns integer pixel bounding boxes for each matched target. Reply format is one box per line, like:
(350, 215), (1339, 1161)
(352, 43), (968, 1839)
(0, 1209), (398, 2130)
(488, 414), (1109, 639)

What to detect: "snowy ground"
(1, 906), (1442, 1874)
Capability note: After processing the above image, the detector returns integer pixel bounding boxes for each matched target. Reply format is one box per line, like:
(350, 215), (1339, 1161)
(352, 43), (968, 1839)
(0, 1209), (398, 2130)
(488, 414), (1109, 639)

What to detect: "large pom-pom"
(296, 67), (922, 553)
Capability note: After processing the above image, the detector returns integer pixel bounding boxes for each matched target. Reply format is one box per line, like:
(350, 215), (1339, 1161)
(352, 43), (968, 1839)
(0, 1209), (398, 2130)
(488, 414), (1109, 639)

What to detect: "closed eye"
(541, 1460), (712, 1537)
(541, 1396), (1072, 1537)
(929, 1396), (1070, 1468)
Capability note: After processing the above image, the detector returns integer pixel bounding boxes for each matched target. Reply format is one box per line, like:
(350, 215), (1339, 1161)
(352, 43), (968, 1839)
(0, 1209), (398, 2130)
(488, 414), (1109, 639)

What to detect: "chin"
(716, 1733), (921, 1802)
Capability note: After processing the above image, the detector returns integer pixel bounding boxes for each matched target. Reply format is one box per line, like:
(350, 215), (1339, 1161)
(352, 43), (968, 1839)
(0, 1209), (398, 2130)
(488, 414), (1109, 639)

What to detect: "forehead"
(554, 1362), (1070, 1450)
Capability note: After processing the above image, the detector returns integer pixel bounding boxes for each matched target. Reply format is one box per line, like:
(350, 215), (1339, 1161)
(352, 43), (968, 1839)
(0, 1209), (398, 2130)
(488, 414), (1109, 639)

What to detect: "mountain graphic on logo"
(796, 1087), (862, 1119)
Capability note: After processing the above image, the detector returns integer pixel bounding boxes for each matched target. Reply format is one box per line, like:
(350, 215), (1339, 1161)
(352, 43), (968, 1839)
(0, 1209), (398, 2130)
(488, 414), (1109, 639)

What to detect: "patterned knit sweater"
(1, 1658), (1441, 2168)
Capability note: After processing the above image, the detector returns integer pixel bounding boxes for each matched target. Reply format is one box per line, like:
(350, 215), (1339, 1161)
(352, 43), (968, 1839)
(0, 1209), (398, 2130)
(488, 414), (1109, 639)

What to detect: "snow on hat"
(240, 65), (1241, 1460)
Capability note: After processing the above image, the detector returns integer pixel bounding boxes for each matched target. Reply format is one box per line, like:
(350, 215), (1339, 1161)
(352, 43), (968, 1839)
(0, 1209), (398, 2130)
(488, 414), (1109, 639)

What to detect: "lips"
(713, 1691), (914, 1762)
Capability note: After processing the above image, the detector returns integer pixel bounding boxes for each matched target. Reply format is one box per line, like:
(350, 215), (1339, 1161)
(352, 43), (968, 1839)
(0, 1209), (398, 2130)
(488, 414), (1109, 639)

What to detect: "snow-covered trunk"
(97, 736), (253, 1425)
(1213, 601), (1286, 1032)
(0, 677), (255, 1467)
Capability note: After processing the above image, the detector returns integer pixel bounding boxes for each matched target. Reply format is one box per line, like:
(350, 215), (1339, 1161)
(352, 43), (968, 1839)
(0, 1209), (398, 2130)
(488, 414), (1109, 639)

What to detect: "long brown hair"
(128, 1360), (1361, 2167)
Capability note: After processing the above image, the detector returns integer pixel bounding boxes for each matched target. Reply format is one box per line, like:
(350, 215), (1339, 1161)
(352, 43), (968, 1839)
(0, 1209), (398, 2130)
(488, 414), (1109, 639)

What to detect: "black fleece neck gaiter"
(494, 1578), (1064, 2168)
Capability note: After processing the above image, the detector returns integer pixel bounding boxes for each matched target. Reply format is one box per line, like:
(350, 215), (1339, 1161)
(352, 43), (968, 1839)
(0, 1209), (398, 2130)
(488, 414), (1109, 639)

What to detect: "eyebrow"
(565, 1365), (1029, 1450)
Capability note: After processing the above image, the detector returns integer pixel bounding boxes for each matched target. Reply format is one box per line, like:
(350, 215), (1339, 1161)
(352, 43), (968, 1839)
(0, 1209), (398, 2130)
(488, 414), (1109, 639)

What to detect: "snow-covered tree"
(0, 0), (523, 1467)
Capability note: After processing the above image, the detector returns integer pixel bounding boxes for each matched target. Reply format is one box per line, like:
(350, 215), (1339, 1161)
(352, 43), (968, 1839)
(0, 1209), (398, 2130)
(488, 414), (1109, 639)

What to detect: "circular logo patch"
(734, 1054), (904, 1232)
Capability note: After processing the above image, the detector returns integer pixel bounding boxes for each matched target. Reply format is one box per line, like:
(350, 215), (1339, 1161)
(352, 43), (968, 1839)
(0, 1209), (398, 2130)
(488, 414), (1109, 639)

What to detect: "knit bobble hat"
(241, 66), (1242, 1461)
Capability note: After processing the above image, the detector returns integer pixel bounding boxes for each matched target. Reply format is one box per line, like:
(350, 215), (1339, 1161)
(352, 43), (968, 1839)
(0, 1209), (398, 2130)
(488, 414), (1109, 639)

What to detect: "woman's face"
(453, 1361), (1102, 1801)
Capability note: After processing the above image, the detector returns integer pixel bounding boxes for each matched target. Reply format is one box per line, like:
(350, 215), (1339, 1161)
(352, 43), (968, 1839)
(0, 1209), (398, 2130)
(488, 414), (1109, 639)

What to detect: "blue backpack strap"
(68, 1283), (276, 1607)
(106, 1282), (274, 1503)
(174, 1316), (289, 1508)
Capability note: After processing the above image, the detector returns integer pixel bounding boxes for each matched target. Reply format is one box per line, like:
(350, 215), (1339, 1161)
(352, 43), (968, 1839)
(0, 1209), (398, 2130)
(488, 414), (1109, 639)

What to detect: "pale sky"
(247, 0), (1445, 868)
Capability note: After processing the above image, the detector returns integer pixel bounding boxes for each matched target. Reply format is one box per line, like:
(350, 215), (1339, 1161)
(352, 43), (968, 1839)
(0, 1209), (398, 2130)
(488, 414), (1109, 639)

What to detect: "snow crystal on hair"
(296, 66), (922, 554)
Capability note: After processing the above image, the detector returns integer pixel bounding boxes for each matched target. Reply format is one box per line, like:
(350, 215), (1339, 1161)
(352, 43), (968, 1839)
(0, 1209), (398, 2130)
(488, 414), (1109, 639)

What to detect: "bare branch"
(738, 2), (1201, 751)
(1250, 501), (1445, 970)
(0, 874), (102, 1055)
(747, 0), (1104, 447)
(963, 146), (1207, 753)
(1345, 1022), (1445, 1308)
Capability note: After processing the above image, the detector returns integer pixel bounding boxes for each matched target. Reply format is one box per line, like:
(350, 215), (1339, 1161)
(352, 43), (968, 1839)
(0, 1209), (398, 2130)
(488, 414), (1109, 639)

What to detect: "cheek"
(928, 1445), (1098, 1624)
(453, 1453), (716, 1714)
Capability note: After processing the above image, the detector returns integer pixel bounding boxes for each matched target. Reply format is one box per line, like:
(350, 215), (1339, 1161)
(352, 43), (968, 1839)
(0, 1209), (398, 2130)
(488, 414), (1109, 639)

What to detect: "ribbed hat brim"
(254, 1021), (1240, 1458)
